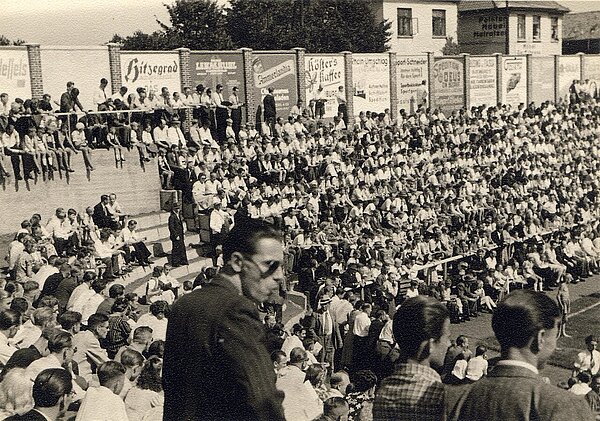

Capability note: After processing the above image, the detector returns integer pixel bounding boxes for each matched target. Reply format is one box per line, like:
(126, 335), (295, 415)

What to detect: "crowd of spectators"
(4, 75), (600, 419)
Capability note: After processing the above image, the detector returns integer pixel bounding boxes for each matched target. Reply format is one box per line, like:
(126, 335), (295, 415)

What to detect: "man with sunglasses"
(164, 219), (286, 421)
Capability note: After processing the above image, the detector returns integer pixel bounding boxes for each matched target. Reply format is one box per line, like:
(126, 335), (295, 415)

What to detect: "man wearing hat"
(315, 296), (342, 371)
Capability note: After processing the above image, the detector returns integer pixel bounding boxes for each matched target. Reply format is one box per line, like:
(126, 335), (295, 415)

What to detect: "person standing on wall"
(263, 87), (277, 135)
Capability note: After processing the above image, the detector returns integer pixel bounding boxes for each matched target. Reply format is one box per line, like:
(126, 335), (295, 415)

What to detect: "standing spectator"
(75, 361), (129, 421)
(229, 86), (243, 138)
(5, 368), (73, 421)
(446, 290), (594, 421)
(263, 87), (277, 134)
(352, 302), (372, 371)
(374, 296), (450, 421)
(163, 219), (285, 421)
(167, 202), (188, 267)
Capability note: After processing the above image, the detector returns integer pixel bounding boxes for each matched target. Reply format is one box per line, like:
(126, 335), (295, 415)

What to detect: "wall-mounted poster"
(469, 56), (497, 107)
(431, 57), (464, 114)
(530, 56), (554, 105)
(583, 56), (600, 98)
(189, 52), (245, 102)
(0, 48), (31, 100)
(501, 56), (527, 107)
(352, 53), (391, 116)
(557, 56), (581, 103)
(304, 54), (345, 119)
(120, 52), (181, 95)
(396, 55), (428, 114)
(252, 52), (297, 120)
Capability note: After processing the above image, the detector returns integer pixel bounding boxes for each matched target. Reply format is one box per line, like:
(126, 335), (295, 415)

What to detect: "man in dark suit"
(6, 368), (73, 420)
(263, 87), (276, 134)
(168, 202), (188, 267)
(446, 290), (594, 421)
(92, 195), (116, 230)
(163, 219), (285, 421)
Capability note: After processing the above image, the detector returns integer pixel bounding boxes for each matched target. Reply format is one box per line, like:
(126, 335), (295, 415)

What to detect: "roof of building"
(563, 11), (600, 41)
(458, 1), (569, 14)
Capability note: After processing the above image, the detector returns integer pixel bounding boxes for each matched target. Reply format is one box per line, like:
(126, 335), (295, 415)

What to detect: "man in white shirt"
(281, 324), (306, 358)
(465, 345), (489, 382)
(352, 302), (372, 370)
(93, 78), (110, 110)
(46, 208), (75, 257)
(0, 309), (20, 365)
(75, 361), (129, 421)
(153, 119), (170, 149)
(80, 279), (108, 325)
(212, 84), (229, 143)
(73, 313), (109, 382)
(119, 219), (152, 266)
(574, 335), (600, 376)
(167, 119), (186, 148)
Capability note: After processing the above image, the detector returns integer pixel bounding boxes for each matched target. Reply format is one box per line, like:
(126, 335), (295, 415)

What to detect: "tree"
(442, 37), (461, 55)
(0, 35), (26, 46)
(110, 0), (232, 50)
(227, 0), (391, 53)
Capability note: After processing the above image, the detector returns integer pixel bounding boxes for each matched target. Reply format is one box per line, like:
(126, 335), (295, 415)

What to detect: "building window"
(551, 17), (559, 41)
(397, 8), (413, 36)
(533, 15), (541, 41)
(517, 15), (526, 40)
(432, 9), (446, 37)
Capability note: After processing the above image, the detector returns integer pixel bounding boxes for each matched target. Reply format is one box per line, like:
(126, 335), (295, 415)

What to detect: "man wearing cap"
(315, 296), (342, 371)
(167, 118), (185, 149)
(574, 335), (600, 376)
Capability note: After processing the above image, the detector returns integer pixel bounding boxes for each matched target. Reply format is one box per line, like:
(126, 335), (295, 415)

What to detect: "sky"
(2, 0), (600, 46)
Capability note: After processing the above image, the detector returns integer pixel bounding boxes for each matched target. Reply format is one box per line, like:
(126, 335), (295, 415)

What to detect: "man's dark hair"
(100, 78), (108, 85)
(475, 345), (487, 357)
(492, 290), (560, 350)
(148, 340), (165, 358)
(149, 300), (169, 317)
(108, 284), (125, 299)
(289, 347), (307, 364)
(48, 330), (73, 354)
(133, 326), (153, 343)
(37, 296), (59, 310)
(10, 297), (28, 315)
(456, 335), (468, 347)
(222, 219), (282, 262)
(578, 371), (592, 384)
(58, 311), (82, 331)
(120, 348), (144, 368)
(97, 361), (126, 386)
(111, 297), (129, 314)
(83, 271), (96, 283)
(393, 296), (448, 359)
(270, 350), (286, 363)
(91, 278), (108, 294)
(323, 397), (349, 417)
(87, 313), (109, 331)
(0, 309), (21, 330)
(33, 368), (73, 407)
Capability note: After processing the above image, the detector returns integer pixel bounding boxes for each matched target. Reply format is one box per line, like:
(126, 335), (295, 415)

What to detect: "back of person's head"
(147, 340), (165, 358)
(136, 356), (163, 392)
(330, 371), (350, 393)
(91, 278), (107, 294)
(32, 368), (72, 408)
(132, 326), (153, 345)
(48, 330), (72, 354)
(475, 345), (487, 357)
(578, 371), (592, 385)
(58, 311), (82, 331)
(289, 347), (307, 364)
(9, 297), (28, 315)
(0, 367), (34, 415)
(349, 370), (377, 394)
(83, 271), (96, 284)
(292, 323), (304, 336)
(456, 335), (468, 347)
(37, 296), (59, 310)
(108, 284), (124, 299)
(393, 296), (449, 362)
(304, 363), (324, 387)
(23, 281), (39, 295)
(492, 290), (560, 351)
(87, 313), (108, 332)
(222, 219), (282, 262)
(120, 348), (144, 369)
(323, 397), (349, 419)
(149, 300), (169, 317)
(270, 350), (286, 364)
(97, 361), (126, 388)
(0, 309), (21, 331)
(31, 307), (54, 328)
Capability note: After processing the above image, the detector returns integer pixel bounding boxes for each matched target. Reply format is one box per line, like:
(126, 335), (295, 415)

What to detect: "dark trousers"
(4, 148), (22, 178)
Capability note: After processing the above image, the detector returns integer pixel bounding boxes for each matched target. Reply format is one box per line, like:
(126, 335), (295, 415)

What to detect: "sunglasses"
(242, 254), (281, 278)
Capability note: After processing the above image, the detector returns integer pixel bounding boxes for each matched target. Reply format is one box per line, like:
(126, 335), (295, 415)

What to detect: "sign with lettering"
(352, 53), (391, 116)
(396, 55), (428, 114)
(0, 49), (30, 99)
(501, 56), (527, 107)
(431, 57), (464, 114)
(189, 52), (245, 105)
(304, 54), (345, 119)
(120, 52), (181, 95)
(557, 56), (581, 102)
(530, 56), (554, 105)
(252, 53), (297, 119)
(469, 56), (497, 107)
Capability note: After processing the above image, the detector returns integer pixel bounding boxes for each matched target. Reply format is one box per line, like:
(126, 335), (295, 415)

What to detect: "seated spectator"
(73, 313), (109, 382)
(80, 278), (108, 324)
(277, 347), (321, 421)
(571, 371), (593, 396)
(574, 335), (600, 377)
(119, 220), (152, 266)
(75, 361), (129, 421)
(0, 327), (56, 377)
(97, 283), (125, 316)
(346, 369), (377, 421)
(67, 271), (96, 314)
(124, 356), (165, 421)
(5, 368), (73, 421)
(465, 345), (488, 382)
(10, 306), (54, 349)
(105, 297), (133, 359)
(114, 326), (153, 362)
(314, 397), (350, 421)
(134, 301), (168, 342)
(119, 348), (144, 399)
(0, 367), (35, 418)
(0, 309), (21, 365)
